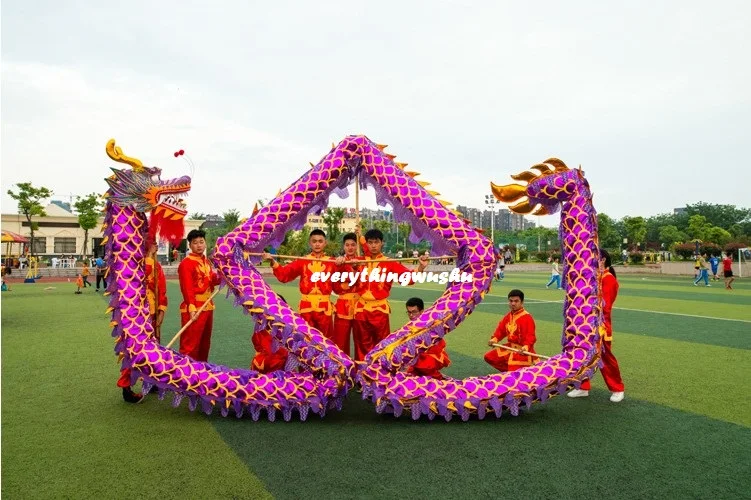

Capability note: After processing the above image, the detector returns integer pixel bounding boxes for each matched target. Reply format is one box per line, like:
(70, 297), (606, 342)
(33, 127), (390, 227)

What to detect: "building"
(1, 203), (203, 259)
(200, 214), (225, 229)
(306, 211), (360, 233)
(674, 207), (687, 215)
(456, 205), (483, 228)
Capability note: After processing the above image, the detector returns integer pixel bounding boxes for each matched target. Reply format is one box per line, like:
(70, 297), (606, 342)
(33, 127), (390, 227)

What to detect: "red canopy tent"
(1, 230), (29, 267)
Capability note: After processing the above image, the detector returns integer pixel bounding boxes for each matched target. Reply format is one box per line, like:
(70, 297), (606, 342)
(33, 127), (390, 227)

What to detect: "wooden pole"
(490, 342), (551, 360)
(166, 289), (221, 349)
(247, 252), (454, 264)
(355, 173), (361, 257)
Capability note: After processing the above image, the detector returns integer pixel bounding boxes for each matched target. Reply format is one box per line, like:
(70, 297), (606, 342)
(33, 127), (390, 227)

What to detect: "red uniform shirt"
(178, 253), (219, 313)
(601, 270), (618, 340)
(145, 256), (167, 315)
(354, 254), (413, 317)
(489, 308), (537, 367)
(272, 254), (338, 315)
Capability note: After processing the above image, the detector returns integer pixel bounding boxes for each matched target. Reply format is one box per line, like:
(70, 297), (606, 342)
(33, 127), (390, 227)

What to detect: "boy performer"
(145, 238), (167, 343)
(484, 289), (537, 372)
(178, 229), (220, 362)
(330, 231), (363, 357)
(117, 238), (169, 403)
(352, 229), (428, 361)
(251, 295), (290, 373)
(405, 297), (451, 379)
(263, 229), (340, 342)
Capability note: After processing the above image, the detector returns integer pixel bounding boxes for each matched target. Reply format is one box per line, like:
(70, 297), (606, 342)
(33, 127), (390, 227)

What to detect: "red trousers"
(353, 311), (390, 361)
(301, 311), (333, 340)
(180, 310), (214, 362)
(408, 342), (450, 380)
(581, 340), (624, 392)
(332, 316), (353, 358)
(117, 368), (132, 388)
(483, 350), (530, 373)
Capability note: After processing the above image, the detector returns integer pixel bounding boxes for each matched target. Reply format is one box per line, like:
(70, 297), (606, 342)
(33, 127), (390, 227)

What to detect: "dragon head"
(490, 158), (586, 215)
(104, 139), (191, 244)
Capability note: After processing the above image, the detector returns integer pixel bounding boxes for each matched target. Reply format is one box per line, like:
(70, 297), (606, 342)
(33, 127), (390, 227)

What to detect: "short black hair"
(507, 289), (524, 301)
(186, 229), (206, 242)
(405, 297), (424, 310)
(365, 229), (384, 241)
(342, 232), (357, 243)
(309, 229), (326, 239)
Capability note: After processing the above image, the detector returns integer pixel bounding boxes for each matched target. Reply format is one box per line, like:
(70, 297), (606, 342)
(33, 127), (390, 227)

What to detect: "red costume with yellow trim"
(250, 324), (289, 373)
(582, 270), (624, 391)
(117, 254), (168, 389)
(484, 307), (537, 372)
(408, 339), (451, 379)
(352, 255), (415, 362)
(178, 252), (220, 362)
(272, 254), (337, 341)
(331, 269), (360, 358)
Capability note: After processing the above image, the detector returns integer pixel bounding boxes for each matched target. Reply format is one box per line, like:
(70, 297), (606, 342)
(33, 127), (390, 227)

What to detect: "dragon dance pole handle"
(247, 252), (455, 264)
(166, 289), (221, 349)
(490, 342), (551, 360)
(355, 173), (361, 257)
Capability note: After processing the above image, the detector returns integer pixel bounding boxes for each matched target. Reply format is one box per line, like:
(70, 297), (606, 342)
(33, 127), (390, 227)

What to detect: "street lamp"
(484, 194), (499, 245)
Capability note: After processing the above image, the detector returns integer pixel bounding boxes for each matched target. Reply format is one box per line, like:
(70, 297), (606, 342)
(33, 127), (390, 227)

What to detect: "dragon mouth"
(157, 190), (189, 216)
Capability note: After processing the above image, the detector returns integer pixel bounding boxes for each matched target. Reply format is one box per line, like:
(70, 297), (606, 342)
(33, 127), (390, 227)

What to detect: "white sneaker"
(567, 389), (589, 398)
(610, 392), (625, 403)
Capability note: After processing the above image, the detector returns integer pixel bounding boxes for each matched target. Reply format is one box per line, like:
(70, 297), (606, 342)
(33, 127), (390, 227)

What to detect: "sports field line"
(519, 299), (751, 323)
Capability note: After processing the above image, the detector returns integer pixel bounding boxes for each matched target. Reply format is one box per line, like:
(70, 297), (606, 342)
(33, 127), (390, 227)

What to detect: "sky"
(2, 1), (750, 229)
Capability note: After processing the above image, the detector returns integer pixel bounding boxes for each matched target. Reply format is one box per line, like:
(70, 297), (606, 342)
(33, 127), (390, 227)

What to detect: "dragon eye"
(150, 174), (160, 183)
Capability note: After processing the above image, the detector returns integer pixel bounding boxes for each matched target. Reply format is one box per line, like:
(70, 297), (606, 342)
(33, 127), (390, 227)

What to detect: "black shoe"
(122, 387), (143, 404)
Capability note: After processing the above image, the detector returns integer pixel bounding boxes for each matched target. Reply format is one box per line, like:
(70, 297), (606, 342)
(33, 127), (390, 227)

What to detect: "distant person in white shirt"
(546, 258), (561, 289)
(495, 255), (505, 281)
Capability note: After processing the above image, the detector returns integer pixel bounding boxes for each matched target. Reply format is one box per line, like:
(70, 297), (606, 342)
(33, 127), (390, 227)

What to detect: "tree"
(189, 212), (207, 220)
(687, 215), (711, 240)
(645, 213), (677, 243)
(279, 226), (311, 256)
(7, 182), (53, 257)
(658, 225), (686, 247)
(597, 213), (622, 249)
(74, 193), (104, 256)
(322, 208), (346, 243)
(623, 216), (647, 249)
(222, 209), (241, 230)
(685, 202), (751, 230)
(705, 226), (732, 246)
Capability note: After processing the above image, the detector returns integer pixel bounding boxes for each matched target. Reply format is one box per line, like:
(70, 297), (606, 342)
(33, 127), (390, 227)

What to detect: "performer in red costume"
(178, 229), (220, 362)
(251, 295), (290, 373)
(119, 239), (168, 403)
(484, 289), (537, 372)
(404, 297), (451, 379)
(569, 249), (625, 402)
(330, 231), (362, 357)
(145, 239), (167, 343)
(263, 229), (343, 342)
(352, 229), (428, 361)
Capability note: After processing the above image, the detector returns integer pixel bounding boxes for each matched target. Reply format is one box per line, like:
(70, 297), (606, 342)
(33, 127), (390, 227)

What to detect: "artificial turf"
(1, 273), (749, 499)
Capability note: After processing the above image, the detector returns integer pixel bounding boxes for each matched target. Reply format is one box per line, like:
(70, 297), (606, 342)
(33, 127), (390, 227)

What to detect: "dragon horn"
(106, 139), (144, 172)
(531, 163), (553, 174)
(490, 182), (527, 203)
(543, 158), (569, 172)
(511, 171), (538, 182)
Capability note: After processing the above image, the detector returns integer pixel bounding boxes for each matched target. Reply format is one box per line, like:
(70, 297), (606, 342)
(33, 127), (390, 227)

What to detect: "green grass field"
(2, 273), (750, 499)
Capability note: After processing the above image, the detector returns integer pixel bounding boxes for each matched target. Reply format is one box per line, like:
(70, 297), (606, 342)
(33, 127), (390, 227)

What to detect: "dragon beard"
(148, 209), (186, 247)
